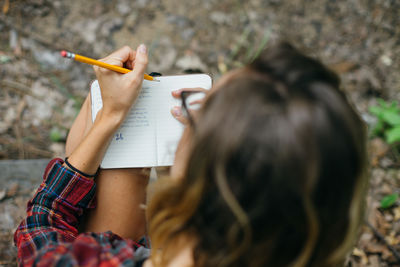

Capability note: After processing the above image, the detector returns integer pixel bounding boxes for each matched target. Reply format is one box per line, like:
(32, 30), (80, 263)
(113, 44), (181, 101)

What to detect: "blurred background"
(0, 0), (399, 266)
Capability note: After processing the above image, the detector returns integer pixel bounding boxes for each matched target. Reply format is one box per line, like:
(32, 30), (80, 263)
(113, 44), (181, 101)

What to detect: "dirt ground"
(0, 0), (400, 266)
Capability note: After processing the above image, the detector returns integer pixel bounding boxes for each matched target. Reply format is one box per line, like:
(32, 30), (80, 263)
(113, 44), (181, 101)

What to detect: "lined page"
(154, 74), (212, 166)
(91, 80), (157, 168)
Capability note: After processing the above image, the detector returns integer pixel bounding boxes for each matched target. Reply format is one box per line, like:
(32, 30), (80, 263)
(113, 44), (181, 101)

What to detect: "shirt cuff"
(41, 158), (96, 209)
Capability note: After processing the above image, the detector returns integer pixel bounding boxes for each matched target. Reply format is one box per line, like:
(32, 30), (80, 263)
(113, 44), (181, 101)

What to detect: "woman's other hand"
(170, 87), (208, 124)
(94, 45), (148, 125)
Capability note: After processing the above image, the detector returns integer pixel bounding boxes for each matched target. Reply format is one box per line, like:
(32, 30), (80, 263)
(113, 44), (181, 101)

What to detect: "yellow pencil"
(60, 50), (157, 81)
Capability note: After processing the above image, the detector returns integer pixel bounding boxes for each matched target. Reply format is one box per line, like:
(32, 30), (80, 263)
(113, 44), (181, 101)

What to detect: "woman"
(15, 42), (367, 266)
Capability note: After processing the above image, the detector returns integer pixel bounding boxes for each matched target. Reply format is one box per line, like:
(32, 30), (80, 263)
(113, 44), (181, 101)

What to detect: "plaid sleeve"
(13, 158), (150, 266)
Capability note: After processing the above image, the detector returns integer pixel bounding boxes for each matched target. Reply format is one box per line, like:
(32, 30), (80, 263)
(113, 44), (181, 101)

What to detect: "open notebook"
(91, 74), (212, 168)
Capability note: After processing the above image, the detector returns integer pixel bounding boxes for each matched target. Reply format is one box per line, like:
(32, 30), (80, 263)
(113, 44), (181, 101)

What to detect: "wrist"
(95, 109), (125, 130)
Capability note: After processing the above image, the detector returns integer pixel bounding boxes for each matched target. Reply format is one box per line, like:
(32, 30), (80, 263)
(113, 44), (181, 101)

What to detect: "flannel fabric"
(14, 158), (150, 266)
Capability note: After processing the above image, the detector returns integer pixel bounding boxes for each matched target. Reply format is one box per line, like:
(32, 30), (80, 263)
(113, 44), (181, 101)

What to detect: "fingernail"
(172, 106), (182, 116)
(172, 89), (181, 95)
(138, 44), (147, 54)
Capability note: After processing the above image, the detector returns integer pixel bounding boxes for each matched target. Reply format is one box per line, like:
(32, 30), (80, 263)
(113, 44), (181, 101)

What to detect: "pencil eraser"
(60, 50), (67, 57)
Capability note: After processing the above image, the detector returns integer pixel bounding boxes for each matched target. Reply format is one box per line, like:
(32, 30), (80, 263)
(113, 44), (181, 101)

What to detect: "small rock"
(384, 213), (393, 222)
(116, 0), (132, 16)
(370, 168), (385, 186)
(72, 19), (102, 44)
(166, 15), (191, 28)
(101, 18), (124, 36)
(209, 11), (232, 25)
(126, 12), (138, 28)
(0, 211), (14, 230)
(0, 107), (16, 134)
(176, 53), (207, 72)
(9, 29), (18, 50)
(6, 183), (19, 198)
(181, 28), (195, 41)
(50, 143), (65, 158)
(369, 138), (389, 167)
(148, 37), (177, 72)
(380, 54), (392, 66)
(25, 80), (63, 126)
(380, 157), (393, 168)
(0, 190), (6, 201)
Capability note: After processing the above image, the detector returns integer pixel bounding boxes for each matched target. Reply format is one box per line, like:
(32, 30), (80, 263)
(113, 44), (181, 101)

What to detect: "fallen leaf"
(2, 0), (9, 14)
(385, 231), (399, 246)
(363, 242), (386, 254)
(6, 183), (19, 198)
(394, 207), (400, 221)
(329, 61), (358, 74)
(352, 247), (368, 265)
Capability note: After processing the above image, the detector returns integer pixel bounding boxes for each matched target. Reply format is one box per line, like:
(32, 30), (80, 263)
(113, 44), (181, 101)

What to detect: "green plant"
(369, 99), (400, 144)
(50, 127), (63, 142)
(380, 193), (399, 209)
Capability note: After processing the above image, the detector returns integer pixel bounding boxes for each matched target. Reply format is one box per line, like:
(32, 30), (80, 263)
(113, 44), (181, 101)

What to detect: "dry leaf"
(363, 242), (386, 254)
(6, 183), (19, 198)
(393, 207), (400, 221)
(352, 247), (368, 265)
(329, 61), (357, 74)
(2, 0), (9, 14)
(385, 231), (399, 246)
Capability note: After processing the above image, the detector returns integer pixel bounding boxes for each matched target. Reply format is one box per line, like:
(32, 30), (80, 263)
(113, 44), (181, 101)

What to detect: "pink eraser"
(60, 50), (67, 57)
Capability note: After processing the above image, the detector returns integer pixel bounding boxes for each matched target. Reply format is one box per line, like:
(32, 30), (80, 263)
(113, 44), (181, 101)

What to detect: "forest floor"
(0, 0), (400, 266)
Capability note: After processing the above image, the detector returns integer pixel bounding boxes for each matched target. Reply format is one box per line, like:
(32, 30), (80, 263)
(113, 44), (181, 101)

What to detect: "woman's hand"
(94, 45), (148, 125)
(170, 87), (208, 124)
(170, 87), (208, 179)
(65, 45), (148, 176)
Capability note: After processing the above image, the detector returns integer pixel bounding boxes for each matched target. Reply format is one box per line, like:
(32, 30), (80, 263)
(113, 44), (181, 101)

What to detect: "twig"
(366, 221), (400, 263)
(1, 80), (43, 100)
(0, 261), (16, 266)
(0, 137), (53, 158)
(15, 99), (27, 159)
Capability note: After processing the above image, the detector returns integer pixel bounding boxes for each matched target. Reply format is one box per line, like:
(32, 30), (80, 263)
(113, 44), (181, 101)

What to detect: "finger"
(126, 44), (148, 83)
(171, 87), (208, 98)
(125, 50), (136, 70)
(100, 46), (135, 67)
(171, 106), (188, 125)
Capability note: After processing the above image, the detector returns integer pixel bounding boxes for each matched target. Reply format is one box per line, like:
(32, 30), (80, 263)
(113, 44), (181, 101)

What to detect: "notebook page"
(154, 74), (212, 166)
(91, 80), (157, 168)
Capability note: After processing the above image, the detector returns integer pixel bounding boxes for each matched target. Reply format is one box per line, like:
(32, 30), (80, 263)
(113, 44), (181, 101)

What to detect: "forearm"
(85, 168), (149, 241)
(66, 110), (123, 175)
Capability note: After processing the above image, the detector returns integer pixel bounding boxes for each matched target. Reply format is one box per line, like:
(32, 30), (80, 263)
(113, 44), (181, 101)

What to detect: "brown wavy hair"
(147, 42), (368, 267)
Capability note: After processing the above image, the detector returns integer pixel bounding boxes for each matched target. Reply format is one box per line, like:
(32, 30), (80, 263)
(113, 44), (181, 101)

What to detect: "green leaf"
(372, 120), (384, 136)
(369, 106), (384, 117)
(377, 98), (388, 108)
(382, 111), (400, 126)
(385, 126), (400, 144)
(50, 128), (62, 142)
(380, 193), (399, 209)
(390, 101), (399, 110)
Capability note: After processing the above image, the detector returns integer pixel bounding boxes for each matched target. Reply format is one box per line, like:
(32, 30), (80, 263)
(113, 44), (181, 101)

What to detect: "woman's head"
(148, 42), (367, 267)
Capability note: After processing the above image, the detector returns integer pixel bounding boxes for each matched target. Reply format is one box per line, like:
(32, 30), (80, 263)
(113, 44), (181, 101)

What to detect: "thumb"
(128, 44), (148, 83)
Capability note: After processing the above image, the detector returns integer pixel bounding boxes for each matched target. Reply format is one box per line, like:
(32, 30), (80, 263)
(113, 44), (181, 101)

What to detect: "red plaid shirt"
(14, 158), (150, 266)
